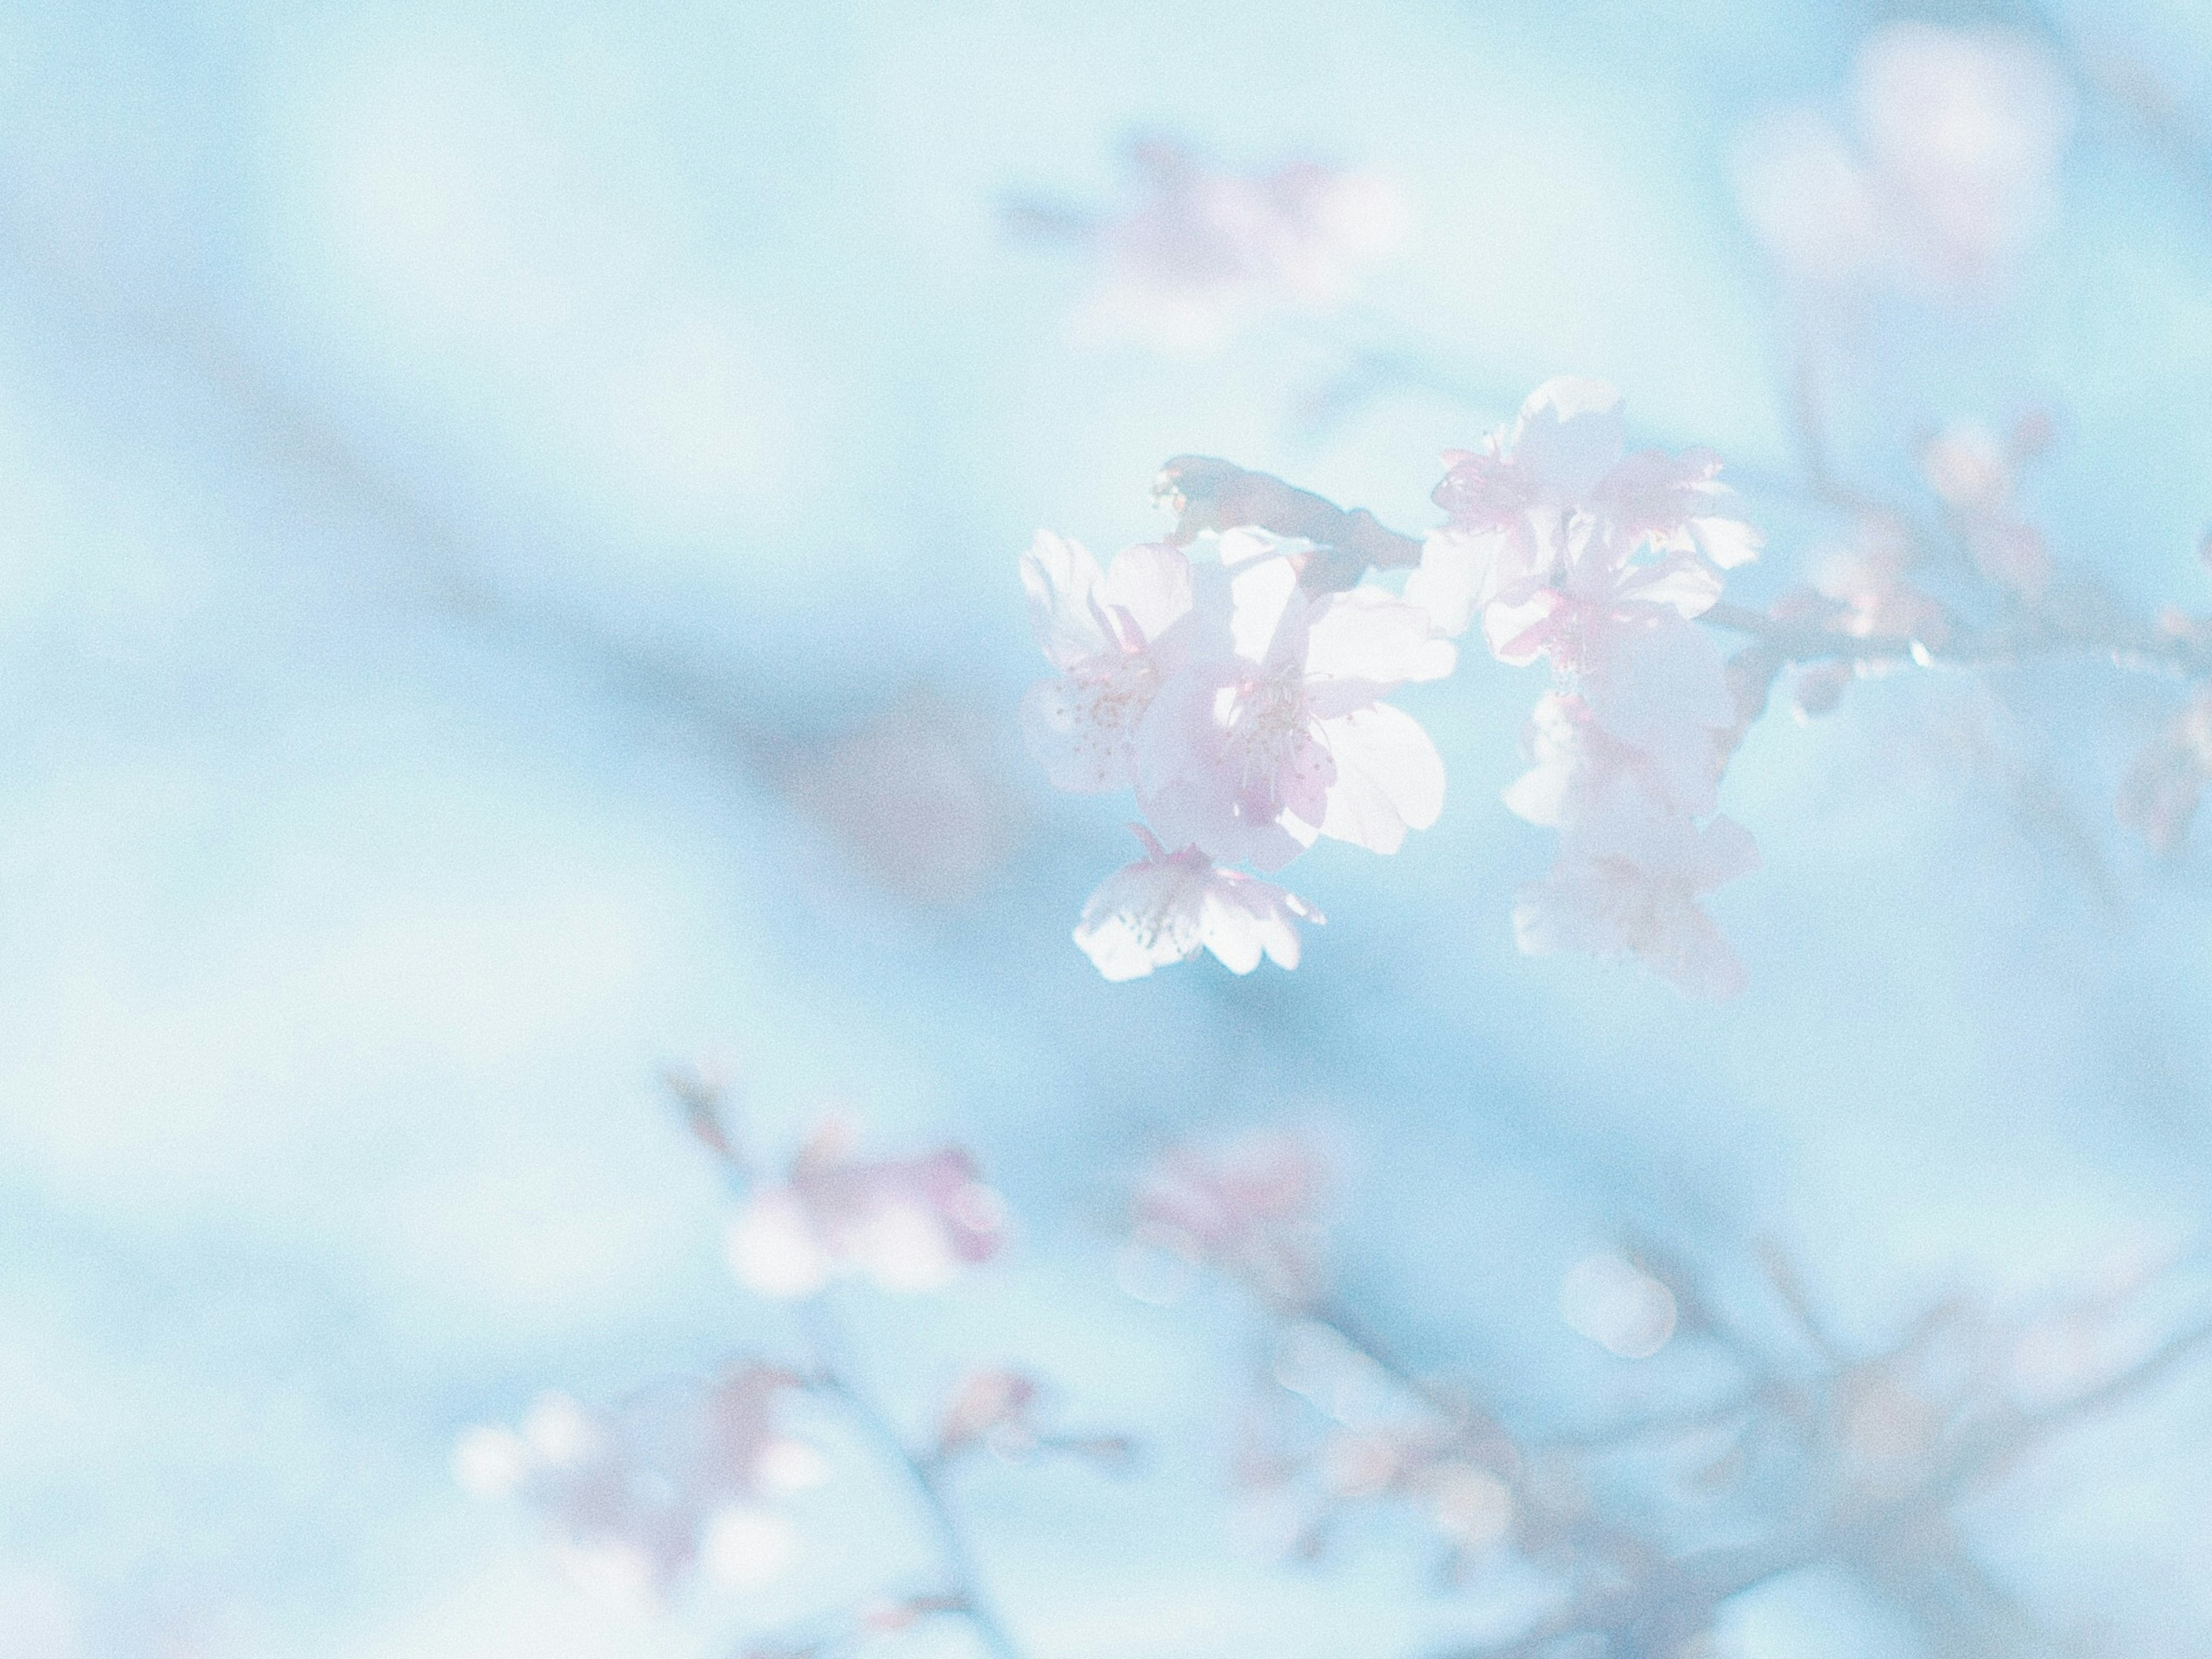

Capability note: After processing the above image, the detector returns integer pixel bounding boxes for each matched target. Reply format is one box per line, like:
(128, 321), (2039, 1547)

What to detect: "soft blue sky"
(2, 1), (2211, 1654)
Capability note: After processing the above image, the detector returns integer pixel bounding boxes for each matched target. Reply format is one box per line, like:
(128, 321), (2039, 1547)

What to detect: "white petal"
(1691, 514), (1763, 569)
(1228, 555), (1302, 663)
(1513, 378), (1627, 501)
(1101, 542), (1196, 642)
(1403, 529), (1483, 639)
(1306, 585), (1456, 687)
(1020, 531), (1110, 671)
(1195, 889), (1267, 974)
(1073, 857), (1205, 980)
(1316, 704), (1446, 852)
(726, 1192), (833, 1300)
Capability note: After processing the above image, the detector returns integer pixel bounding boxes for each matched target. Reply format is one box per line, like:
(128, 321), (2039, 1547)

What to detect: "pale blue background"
(2, 0), (2211, 1653)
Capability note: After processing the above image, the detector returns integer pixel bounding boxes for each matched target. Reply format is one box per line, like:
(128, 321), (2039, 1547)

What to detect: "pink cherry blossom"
(1075, 139), (1408, 354)
(453, 1366), (810, 1601)
(1857, 25), (2075, 286)
(1020, 531), (1195, 793)
(726, 1119), (1007, 1299)
(1131, 1132), (1327, 1306)
(1408, 380), (1758, 642)
(1504, 690), (1719, 828)
(1073, 826), (1320, 982)
(1137, 553), (1453, 870)
(1921, 421), (2052, 599)
(1813, 529), (1952, 646)
(1513, 808), (1761, 998)
(2119, 691), (2212, 853)
(1407, 378), (1627, 637)
(1734, 24), (2074, 295)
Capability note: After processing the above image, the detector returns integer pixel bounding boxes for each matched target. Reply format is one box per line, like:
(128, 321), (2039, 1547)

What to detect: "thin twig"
(798, 1300), (1029, 1659)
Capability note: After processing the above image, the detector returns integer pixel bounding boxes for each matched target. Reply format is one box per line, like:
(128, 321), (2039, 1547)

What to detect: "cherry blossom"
(1020, 531), (1194, 793)
(453, 1366), (813, 1601)
(1137, 552), (1453, 870)
(1026, 382), (1763, 989)
(2119, 690), (2212, 853)
(1513, 806), (1761, 998)
(1073, 825), (1320, 981)
(1128, 1132), (1328, 1307)
(1054, 139), (1408, 354)
(1786, 529), (1952, 718)
(726, 1118), (1007, 1299)
(1407, 378), (1758, 642)
(1403, 379), (1761, 994)
(933, 1369), (1135, 1469)
(1921, 419), (2053, 599)
(1504, 690), (1719, 828)
(1734, 23), (2074, 294)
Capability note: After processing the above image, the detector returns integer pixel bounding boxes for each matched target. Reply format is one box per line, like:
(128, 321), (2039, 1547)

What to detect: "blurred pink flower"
(1815, 528), (1951, 645)
(726, 1119), (1008, 1300)
(453, 1366), (812, 1601)
(1077, 140), (1408, 353)
(1513, 807), (1761, 998)
(1734, 23), (2075, 295)
(1073, 826), (1319, 981)
(2119, 690), (2212, 852)
(1131, 1132), (1327, 1305)
(1921, 420), (2052, 599)
(1504, 690), (1719, 828)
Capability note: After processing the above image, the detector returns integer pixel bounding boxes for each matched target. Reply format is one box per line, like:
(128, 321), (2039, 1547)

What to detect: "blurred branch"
(797, 1300), (1029, 1659)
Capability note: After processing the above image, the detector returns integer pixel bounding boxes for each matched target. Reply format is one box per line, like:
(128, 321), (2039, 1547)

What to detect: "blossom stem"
(1699, 599), (2212, 680)
(797, 1299), (1028, 1659)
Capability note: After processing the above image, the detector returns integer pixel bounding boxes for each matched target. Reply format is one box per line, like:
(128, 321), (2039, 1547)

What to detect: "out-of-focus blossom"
(1073, 827), (1319, 981)
(2119, 690), (2212, 852)
(726, 1118), (1007, 1300)
(1035, 139), (1407, 354)
(1020, 531), (1195, 794)
(1505, 691), (1719, 827)
(453, 1367), (812, 1601)
(1559, 1251), (1679, 1359)
(936, 1370), (1041, 1461)
(1734, 24), (2075, 296)
(1139, 552), (1453, 870)
(1921, 419), (2053, 599)
(785, 688), (1026, 904)
(934, 1369), (1134, 1469)
(1513, 807), (1761, 998)
(1128, 1132), (1328, 1307)
(1783, 528), (1952, 719)
(1815, 528), (1952, 646)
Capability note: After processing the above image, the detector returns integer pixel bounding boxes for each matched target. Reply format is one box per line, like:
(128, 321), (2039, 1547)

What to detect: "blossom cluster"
(453, 1367), (818, 1604)
(725, 1114), (1009, 1300)
(1020, 382), (1768, 992)
(1407, 378), (1765, 996)
(1021, 479), (1454, 980)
